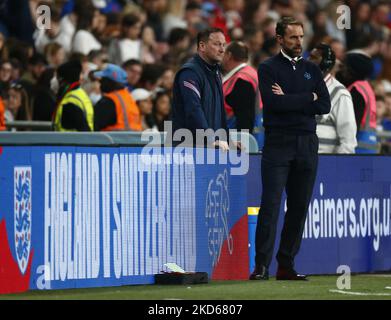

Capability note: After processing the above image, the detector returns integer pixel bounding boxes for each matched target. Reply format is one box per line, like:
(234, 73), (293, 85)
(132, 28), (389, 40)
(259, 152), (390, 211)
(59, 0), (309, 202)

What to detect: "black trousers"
(255, 131), (318, 270)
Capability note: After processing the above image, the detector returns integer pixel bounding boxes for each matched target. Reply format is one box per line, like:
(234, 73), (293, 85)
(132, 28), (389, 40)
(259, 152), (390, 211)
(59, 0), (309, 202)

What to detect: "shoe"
(276, 266), (308, 281)
(249, 265), (269, 280)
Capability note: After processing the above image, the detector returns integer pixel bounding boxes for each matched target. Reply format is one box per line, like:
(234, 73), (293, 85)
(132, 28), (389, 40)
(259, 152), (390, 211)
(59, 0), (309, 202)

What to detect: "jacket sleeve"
(303, 67), (331, 116)
(61, 103), (91, 131)
(334, 93), (358, 153)
(258, 63), (314, 113)
(350, 87), (366, 130)
(93, 97), (117, 131)
(177, 69), (210, 130)
(225, 78), (255, 132)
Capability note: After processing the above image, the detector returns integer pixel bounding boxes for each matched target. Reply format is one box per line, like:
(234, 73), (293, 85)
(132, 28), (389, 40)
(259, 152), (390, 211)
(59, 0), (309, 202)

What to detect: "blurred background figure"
(5, 82), (32, 127)
(93, 63), (142, 132)
(52, 59), (94, 131)
(131, 88), (156, 131)
(109, 13), (143, 64)
(222, 41), (264, 148)
(122, 59), (143, 91)
(151, 89), (171, 131)
(337, 52), (378, 153)
(71, 3), (102, 56)
(0, 92), (5, 131)
(32, 67), (56, 122)
(309, 43), (357, 154)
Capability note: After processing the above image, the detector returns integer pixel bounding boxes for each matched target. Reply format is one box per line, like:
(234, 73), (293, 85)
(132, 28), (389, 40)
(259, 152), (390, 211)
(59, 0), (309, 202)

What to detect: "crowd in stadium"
(0, 0), (390, 153)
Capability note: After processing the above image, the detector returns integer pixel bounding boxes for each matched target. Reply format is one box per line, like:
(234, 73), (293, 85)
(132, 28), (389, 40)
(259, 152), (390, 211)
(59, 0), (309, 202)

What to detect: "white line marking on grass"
(329, 290), (391, 296)
(385, 287), (391, 290)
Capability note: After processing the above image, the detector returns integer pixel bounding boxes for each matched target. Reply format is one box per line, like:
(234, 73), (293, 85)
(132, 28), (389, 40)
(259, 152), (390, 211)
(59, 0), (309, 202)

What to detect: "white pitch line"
(385, 287), (391, 290)
(329, 289), (391, 296)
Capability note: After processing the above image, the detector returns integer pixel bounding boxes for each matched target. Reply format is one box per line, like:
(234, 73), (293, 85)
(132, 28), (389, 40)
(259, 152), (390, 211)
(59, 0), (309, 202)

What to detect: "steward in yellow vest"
(52, 60), (94, 131)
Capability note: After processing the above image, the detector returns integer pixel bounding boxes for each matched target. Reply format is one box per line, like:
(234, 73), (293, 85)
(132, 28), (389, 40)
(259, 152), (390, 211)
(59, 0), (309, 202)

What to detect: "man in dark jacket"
(250, 17), (331, 281)
(172, 28), (230, 150)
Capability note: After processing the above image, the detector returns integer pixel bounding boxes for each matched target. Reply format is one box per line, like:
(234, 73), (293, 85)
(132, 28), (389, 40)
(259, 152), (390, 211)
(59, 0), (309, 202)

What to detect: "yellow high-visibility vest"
(54, 88), (94, 131)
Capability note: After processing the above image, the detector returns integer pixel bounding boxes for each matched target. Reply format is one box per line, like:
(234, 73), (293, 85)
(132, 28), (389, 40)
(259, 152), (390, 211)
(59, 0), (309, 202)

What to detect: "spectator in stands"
(7, 81), (32, 122)
(243, 26), (265, 64)
(337, 52), (378, 153)
(9, 59), (24, 83)
(93, 63), (142, 131)
(44, 43), (66, 68)
(346, 1), (372, 50)
(0, 31), (9, 61)
(0, 60), (13, 92)
(52, 60), (94, 131)
(72, 6), (102, 56)
(184, 2), (207, 39)
(131, 88), (156, 131)
(141, 24), (158, 63)
(32, 67), (56, 121)
(109, 13), (143, 65)
(309, 43), (357, 153)
(152, 89), (171, 131)
(158, 66), (175, 92)
(330, 38), (346, 62)
(122, 59), (143, 91)
(34, 3), (73, 54)
(21, 53), (48, 85)
(242, 0), (271, 30)
(162, 28), (192, 69)
(138, 63), (166, 92)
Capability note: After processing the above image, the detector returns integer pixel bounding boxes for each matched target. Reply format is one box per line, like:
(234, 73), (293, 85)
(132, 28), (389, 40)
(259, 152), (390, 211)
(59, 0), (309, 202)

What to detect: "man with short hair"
(172, 28), (230, 150)
(309, 43), (357, 154)
(222, 41), (263, 147)
(52, 60), (94, 132)
(250, 17), (331, 281)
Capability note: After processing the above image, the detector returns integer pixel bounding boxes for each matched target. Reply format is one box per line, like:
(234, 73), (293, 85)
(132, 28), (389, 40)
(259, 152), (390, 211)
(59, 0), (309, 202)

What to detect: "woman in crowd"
(6, 82), (32, 124)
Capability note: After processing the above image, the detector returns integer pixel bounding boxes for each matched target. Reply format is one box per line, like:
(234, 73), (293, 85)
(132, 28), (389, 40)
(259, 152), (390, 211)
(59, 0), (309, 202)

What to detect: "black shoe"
(249, 265), (269, 280)
(276, 266), (308, 281)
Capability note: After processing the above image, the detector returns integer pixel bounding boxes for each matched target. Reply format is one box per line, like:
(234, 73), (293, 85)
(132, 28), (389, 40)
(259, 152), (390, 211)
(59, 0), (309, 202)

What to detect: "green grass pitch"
(1, 274), (391, 300)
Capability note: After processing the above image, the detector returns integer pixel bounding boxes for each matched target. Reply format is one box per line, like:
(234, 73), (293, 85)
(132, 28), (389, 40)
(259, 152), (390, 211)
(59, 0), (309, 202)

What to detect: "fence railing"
(6, 120), (52, 131)
(0, 130), (259, 153)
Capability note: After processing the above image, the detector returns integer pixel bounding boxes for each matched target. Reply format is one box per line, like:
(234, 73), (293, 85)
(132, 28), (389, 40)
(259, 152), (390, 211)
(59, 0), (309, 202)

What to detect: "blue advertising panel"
(0, 146), (249, 293)
(247, 155), (391, 275)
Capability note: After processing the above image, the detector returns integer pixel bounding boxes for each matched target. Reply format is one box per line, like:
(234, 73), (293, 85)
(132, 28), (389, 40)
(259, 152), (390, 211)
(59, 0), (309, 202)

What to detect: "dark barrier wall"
(247, 155), (391, 275)
(0, 146), (249, 294)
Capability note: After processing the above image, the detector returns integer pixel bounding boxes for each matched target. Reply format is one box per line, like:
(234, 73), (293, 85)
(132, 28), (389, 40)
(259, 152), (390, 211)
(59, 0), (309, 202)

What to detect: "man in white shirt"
(309, 43), (357, 153)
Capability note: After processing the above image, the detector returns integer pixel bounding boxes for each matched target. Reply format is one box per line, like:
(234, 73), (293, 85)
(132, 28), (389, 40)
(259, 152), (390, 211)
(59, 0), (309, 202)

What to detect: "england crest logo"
(14, 167), (32, 275)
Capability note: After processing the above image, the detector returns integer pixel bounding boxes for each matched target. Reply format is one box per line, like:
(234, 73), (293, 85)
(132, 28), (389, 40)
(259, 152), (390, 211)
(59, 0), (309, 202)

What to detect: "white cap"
(92, 0), (106, 9)
(382, 80), (391, 94)
(131, 88), (152, 101)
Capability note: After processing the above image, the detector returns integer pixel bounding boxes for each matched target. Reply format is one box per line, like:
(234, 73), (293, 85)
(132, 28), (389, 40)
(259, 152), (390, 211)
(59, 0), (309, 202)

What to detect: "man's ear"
(199, 41), (206, 52)
(276, 34), (283, 45)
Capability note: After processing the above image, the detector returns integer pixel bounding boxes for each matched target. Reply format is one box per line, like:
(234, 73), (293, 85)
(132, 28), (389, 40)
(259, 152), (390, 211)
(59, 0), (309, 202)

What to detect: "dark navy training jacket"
(258, 52), (331, 134)
(172, 54), (228, 141)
